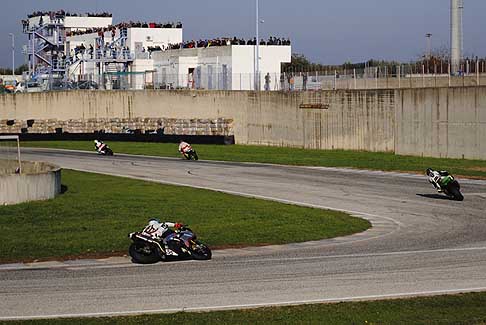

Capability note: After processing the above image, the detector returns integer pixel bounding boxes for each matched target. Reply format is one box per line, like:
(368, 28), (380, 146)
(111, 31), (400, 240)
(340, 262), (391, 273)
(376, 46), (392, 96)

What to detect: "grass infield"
(23, 141), (486, 178)
(3, 292), (486, 324)
(0, 170), (369, 262)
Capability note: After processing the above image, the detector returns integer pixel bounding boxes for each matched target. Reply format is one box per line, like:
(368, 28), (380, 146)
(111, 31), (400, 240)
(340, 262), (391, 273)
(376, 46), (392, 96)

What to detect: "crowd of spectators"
(117, 21), (182, 29)
(66, 21), (183, 37)
(27, 10), (112, 18)
(156, 36), (291, 52)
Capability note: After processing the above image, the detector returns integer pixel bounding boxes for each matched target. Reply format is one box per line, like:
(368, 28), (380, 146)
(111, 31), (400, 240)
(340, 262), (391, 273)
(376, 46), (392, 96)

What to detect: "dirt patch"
(467, 166), (486, 173)
(0, 251), (128, 265)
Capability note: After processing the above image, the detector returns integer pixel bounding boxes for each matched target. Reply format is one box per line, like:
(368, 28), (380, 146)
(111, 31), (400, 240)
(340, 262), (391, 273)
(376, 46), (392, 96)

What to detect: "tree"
(0, 64), (29, 76)
(15, 64), (29, 75)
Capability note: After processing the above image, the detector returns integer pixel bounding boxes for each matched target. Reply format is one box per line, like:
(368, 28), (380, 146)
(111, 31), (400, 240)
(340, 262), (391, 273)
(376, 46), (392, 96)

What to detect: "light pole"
(9, 33), (15, 76)
(255, 0), (259, 91)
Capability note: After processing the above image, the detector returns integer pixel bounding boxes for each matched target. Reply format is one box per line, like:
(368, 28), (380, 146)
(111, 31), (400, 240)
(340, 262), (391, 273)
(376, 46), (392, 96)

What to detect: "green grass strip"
(3, 292), (486, 324)
(23, 141), (486, 178)
(0, 170), (368, 262)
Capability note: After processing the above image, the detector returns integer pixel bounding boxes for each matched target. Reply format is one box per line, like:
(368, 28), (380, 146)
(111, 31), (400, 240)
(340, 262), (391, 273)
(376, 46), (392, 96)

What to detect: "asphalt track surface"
(1, 148), (486, 320)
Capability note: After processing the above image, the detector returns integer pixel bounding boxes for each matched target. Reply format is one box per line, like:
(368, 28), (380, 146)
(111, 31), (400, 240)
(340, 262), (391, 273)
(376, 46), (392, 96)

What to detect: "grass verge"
(3, 292), (486, 324)
(23, 141), (486, 178)
(0, 170), (369, 263)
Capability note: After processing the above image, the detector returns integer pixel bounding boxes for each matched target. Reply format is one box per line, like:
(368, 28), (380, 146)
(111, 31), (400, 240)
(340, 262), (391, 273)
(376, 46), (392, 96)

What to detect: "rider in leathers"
(142, 219), (183, 255)
(178, 140), (193, 157)
(94, 140), (107, 154)
(426, 168), (447, 193)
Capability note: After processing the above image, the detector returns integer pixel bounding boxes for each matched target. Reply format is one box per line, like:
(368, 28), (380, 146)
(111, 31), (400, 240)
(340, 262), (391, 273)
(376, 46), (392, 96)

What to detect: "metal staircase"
(25, 18), (67, 80)
(24, 18), (134, 87)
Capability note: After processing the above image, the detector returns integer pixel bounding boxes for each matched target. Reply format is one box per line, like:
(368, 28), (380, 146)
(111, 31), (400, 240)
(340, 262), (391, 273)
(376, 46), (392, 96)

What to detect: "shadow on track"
(416, 193), (453, 200)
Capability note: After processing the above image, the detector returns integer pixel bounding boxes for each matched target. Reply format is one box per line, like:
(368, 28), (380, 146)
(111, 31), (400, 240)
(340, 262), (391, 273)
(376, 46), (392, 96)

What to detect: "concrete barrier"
(0, 87), (485, 159)
(0, 89), (396, 151)
(0, 161), (61, 205)
(396, 87), (486, 160)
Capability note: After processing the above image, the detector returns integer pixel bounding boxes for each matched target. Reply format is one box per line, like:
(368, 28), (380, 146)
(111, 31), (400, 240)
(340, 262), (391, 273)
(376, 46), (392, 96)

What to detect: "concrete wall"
(1, 87), (485, 159)
(0, 161), (61, 205)
(396, 87), (486, 160)
(332, 75), (486, 90)
(0, 90), (395, 151)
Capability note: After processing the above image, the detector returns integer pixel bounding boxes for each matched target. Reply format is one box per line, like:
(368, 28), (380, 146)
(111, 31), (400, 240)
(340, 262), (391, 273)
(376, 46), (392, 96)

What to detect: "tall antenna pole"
(450, 0), (464, 75)
(9, 33), (15, 77)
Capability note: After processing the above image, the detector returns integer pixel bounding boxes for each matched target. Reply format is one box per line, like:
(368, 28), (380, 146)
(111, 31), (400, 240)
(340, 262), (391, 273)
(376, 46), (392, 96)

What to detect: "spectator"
(264, 73), (271, 91)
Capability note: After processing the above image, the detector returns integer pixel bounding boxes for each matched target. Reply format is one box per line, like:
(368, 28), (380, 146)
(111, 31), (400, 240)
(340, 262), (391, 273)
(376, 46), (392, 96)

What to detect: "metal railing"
(8, 65), (486, 93)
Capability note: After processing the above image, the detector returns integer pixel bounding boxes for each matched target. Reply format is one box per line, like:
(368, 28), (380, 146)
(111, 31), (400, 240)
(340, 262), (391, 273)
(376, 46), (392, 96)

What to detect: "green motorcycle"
(427, 169), (464, 201)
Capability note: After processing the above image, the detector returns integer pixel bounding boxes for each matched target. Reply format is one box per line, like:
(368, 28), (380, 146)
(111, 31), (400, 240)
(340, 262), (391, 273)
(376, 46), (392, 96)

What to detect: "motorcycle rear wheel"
(129, 242), (160, 264)
(190, 241), (212, 260)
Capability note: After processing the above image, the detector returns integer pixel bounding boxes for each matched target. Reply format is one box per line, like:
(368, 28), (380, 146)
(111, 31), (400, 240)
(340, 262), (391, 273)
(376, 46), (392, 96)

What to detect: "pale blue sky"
(1, 0), (485, 67)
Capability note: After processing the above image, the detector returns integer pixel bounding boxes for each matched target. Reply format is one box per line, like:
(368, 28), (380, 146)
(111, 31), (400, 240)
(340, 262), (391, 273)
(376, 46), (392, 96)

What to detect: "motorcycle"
(128, 225), (211, 264)
(183, 149), (199, 161)
(429, 170), (464, 201)
(96, 143), (114, 156)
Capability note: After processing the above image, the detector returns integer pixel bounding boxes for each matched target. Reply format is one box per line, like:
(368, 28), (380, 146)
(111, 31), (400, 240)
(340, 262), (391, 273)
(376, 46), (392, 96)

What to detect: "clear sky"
(1, 0), (485, 68)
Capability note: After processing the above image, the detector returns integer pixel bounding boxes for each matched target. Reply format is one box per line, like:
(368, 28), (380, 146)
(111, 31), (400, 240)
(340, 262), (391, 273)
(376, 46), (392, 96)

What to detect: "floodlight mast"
(255, 0), (260, 91)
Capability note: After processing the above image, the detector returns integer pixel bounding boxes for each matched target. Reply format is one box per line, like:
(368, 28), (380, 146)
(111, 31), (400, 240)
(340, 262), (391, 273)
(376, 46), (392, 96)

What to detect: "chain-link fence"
(8, 61), (486, 93)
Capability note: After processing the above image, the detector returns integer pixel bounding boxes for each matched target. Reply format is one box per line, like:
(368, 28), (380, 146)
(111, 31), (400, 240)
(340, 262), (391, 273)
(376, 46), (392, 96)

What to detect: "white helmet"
(148, 218), (161, 226)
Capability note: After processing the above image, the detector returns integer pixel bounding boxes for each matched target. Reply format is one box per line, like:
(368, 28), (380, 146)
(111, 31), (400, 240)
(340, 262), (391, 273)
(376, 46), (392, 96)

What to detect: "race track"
(1, 148), (486, 320)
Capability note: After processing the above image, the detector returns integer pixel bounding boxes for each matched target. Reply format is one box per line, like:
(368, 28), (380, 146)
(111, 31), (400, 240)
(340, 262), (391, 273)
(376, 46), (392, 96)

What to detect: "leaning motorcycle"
(97, 144), (114, 156)
(430, 171), (464, 201)
(183, 149), (198, 161)
(128, 225), (211, 264)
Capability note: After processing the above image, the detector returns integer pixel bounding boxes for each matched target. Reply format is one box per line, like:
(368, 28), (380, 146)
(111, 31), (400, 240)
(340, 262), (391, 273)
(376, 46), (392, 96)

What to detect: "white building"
(28, 15), (113, 32)
(25, 12), (290, 91)
(66, 27), (182, 89)
(152, 45), (291, 90)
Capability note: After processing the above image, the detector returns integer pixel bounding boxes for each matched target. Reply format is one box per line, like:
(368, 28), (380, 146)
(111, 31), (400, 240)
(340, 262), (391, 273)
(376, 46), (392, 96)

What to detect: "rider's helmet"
(426, 168), (434, 177)
(94, 139), (101, 145)
(148, 218), (161, 226)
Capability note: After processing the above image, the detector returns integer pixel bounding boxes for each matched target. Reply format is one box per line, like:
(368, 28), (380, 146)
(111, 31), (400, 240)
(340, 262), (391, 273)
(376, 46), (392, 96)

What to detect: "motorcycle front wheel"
(449, 187), (464, 201)
(129, 242), (160, 264)
(190, 241), (212, 260)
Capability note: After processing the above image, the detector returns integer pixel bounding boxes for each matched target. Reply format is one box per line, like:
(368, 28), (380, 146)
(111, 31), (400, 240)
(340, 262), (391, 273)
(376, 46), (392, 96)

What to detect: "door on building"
(135, 42), (143, 58)
(208, 65), (213, 90)
(195, 67), (201, 89)
(161, 68), (167, 88)
(188, 67), (195, 89)
(222, 64), (228, 90)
